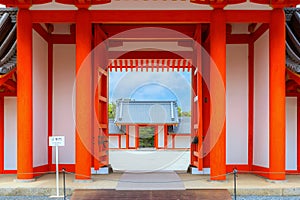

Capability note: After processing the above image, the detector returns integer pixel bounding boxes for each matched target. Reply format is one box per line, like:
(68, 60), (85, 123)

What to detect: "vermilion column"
(210, 8), (226, 181)
(248, 41), (254, 171)
(196, 43), (203, 171)
(0, 97), (4, 173)
(269, 8), (286, 180)
(75, 8), (92, 180)
(17, 9), (33, 180)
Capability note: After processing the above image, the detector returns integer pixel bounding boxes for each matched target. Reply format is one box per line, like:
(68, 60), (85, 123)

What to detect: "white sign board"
(49, 136), (65, 146)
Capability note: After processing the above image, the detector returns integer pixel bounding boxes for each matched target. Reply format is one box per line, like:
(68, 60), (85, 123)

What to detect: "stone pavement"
(1, 150), (300, 197)
(0, 172), (300, 197)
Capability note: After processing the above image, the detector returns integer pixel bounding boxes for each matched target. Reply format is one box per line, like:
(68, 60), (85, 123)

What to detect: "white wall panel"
(33, 30), (48, 167)
(158, 126), (164, 148)
(129, 126), (136, 148)
(109, 136), (119, 148)
(286, 97), (297, 170)
(4, 97), (17, 170)
(226, 44), (249, 164)
(253, 31), (269, 168)
(174, 136), (190, 148)
(167, 135), (173, 148)
(53, 44), (76, 164)
(121, 135), (126, 148)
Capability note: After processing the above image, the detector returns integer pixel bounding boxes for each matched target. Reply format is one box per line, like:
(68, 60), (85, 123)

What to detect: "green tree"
(177, 107), (182, 117)
(108, 102), (116, 119)
(177, 106), (191, 117)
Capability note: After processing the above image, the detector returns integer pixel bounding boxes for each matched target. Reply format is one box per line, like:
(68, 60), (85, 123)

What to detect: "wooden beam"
(251, 23), (269, 42)
(227, 34), (250, 44)
(225, 10), (271, 23)
(108, 51), (193, 60)
(3, 79), (16, 92)
(32, 23), (49, 42)
(51, 34), (75, 44)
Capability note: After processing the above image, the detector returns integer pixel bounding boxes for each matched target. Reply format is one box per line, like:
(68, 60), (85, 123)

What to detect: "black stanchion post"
(62, 168), (66, 200)
(233, 169), (238, 200)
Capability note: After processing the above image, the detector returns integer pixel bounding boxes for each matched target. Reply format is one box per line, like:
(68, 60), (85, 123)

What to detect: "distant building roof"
(169, 117), (191, 135)
(114, 99), (179, 125)
(109, 119), (126, 134)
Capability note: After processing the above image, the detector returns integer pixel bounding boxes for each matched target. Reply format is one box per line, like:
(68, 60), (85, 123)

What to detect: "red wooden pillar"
(75, 8), (92, 180)
(17, 9), (34, 180)
(202, 41), (211, 168)
(0, 97), (4, 173)
(210, 8), (226, 181)
(269, 8), (286, 180)
(248, 41), (254, 171)
(126, 125), (129, 149)
(136, 125), (139, 149)
(196, 31), (203, 171)
(48, 38), (53, 170)
(190, 62), (197, 166)
(164, 125), (168, 149)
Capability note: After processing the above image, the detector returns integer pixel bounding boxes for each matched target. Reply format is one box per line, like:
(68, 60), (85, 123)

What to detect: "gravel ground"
(0, 196), (300, 200)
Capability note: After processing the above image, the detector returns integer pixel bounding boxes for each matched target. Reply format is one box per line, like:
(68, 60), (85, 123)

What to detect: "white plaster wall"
(53, 44), (76, 164)
(4, 97), (17, 170)
(174, 136), (190, 148)
(158, 126), (164, 148)
(109, 136), (119, 148)
(167, 135), (172, 148)
(129, 126), (136, 148)
(286, 97), (297, 170)
(226, 44), (248, 165)
(33, 30), (48, 167)
(253, 30), (269, 168)
(121, 135), (126, 148)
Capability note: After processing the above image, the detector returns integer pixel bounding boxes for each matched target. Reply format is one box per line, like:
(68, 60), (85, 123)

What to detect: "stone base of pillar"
(14, 178), (36, 183)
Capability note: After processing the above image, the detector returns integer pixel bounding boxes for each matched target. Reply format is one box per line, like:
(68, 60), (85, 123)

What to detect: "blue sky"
(109, 70), (191, 111)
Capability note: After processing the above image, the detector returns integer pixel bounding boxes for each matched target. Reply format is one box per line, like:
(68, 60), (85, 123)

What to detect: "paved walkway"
(0, 150), (300, 197)
(109, 149), (190, 171)
(0, 173), (300, 197)
(116, 171), (185, 190)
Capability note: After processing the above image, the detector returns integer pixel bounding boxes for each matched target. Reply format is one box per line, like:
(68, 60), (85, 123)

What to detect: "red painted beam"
(33, 24), (49, 42)
(91, 10), (211, 23)
(227, 34), (250, 44)
(225, 10), (271, 23)
(251, 23), (269, 43)
(30, 10), (272, 24)
(108, 51), (193, 60)
(51, 34), (75, 44)
(101, 24), (196, 38)
(31, 11), (76, 23)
